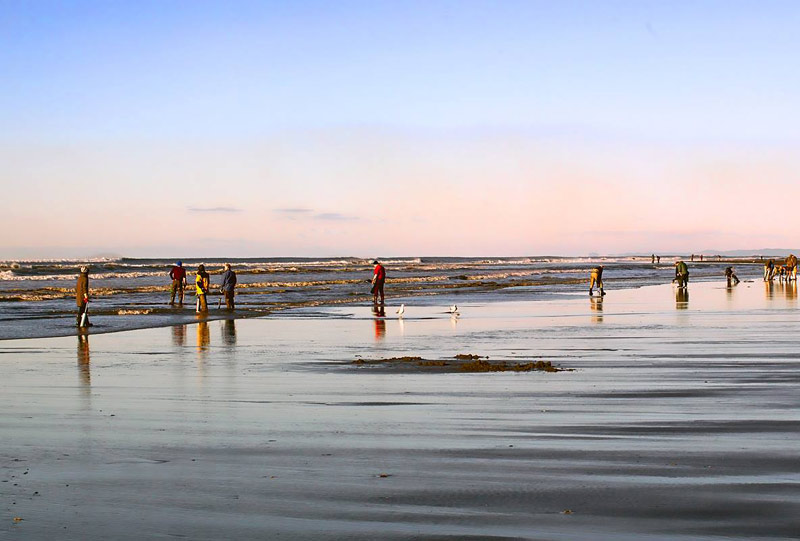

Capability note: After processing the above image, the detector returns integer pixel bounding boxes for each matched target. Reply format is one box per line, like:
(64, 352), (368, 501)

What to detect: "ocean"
(0, 256), (762, 340)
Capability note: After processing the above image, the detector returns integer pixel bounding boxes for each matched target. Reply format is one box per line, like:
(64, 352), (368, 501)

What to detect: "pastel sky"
(1, 1), (799, 258)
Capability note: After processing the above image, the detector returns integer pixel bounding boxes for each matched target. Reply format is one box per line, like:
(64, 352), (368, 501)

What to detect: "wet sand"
(1, 280), (799, 539)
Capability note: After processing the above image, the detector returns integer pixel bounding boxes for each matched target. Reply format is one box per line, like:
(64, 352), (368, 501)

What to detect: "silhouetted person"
(651, 254), (655, 264)
(656, 255), (661, 264)
(725, 266), (740, 286)
(76, 266), (91, 327)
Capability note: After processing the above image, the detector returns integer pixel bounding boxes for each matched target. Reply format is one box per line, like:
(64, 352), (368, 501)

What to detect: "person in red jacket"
(169, 261), (187, 305)
(371, 260), (386, 304)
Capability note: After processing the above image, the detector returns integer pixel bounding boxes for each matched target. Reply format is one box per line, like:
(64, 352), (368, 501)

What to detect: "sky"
(1, 0), (799, 258)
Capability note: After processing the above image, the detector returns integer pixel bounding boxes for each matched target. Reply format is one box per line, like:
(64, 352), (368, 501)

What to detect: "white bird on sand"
(448, 305), (458, 314)
(396, 304), (405, 318)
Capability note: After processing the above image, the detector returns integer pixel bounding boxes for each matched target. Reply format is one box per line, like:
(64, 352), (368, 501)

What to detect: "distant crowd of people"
(72, 256), (799, 327)
(588, 253), (797, 297)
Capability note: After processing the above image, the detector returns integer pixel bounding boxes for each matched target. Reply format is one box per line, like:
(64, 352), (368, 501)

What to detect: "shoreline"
(0, 274), (753, 342)
(2, 278), (798, 539)
(0, 258), (770, 341)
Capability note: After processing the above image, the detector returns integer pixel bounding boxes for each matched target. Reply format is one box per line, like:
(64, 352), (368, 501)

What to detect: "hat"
(176, 261), (182, 266)
(372, 260), (379, 264)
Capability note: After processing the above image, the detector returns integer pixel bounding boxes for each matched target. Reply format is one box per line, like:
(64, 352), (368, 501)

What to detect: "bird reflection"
(77, 333), (91, 388)
(590, 296), (604, 323)
(675, 287), (689, 309)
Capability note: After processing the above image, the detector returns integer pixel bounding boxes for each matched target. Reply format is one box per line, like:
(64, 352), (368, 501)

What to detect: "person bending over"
(725, 266), (740, 286)
(674, 260), (689, 288)
(589, 265), (605, 296)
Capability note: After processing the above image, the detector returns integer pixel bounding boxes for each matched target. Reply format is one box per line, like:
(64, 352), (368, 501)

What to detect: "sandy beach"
(2, 280), (799, 539)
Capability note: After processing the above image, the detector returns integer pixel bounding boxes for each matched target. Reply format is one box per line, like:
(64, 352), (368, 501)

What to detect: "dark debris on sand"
(349, 354), (566, 373)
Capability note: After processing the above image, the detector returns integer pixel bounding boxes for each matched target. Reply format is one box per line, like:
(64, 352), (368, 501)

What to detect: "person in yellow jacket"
(195, 264), (210, 313)
(589, 265), (605, 296)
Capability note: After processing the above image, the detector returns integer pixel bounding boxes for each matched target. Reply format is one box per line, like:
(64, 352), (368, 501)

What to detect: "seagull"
(448, 305), (458, 314)
(396, 304), (405, 318)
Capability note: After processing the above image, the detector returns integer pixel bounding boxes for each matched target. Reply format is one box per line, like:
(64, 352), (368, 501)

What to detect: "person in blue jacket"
(220, 263), (237, 310)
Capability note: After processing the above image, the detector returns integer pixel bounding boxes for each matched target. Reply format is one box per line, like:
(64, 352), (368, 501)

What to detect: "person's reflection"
(764, 280), (775, 299)
(590, 296), (604, 323)
(197, 321), (210, 354)
(77, 333), (91, 388)
(172, 324), (187, 347)
(372, 304), (386, 340)
(786, 280), (797, 301)
(675, 287), (689, 309)
(726, 281), (736, 302)
(222, 319), (237, 347)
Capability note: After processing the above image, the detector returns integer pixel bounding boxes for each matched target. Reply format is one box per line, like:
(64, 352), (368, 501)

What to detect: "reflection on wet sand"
(777, 280), (797, 301)
(372, 305), (386, 340)
(197, 321), (210, 354)
(764, 281), (774, 299)
(172, 324), (187, 347)
(222, 319), (237, 346)
(77, 333), (90, 388)
(675, 287), (689, 309)
(590, 296), (603, 323)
